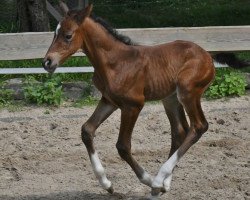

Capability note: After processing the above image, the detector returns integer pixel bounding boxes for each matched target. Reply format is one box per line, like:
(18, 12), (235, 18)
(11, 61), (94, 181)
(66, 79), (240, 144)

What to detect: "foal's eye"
(65, 34), (72, 41)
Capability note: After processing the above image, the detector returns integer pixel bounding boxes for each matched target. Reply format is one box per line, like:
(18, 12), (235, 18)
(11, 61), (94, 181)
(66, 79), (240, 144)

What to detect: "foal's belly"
(144, 75), (176, 101)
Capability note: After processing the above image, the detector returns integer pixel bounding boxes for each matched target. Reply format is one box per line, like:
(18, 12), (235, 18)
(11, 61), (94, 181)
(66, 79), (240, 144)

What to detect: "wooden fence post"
(46, 0), (63, 22)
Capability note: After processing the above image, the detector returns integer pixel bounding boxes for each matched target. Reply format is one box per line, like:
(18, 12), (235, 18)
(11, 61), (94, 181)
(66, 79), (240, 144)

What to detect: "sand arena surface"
(0, 95), (249, 200)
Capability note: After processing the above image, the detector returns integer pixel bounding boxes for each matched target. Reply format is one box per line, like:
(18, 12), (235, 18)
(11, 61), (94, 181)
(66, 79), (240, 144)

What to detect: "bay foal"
(43, 3), (215, 199)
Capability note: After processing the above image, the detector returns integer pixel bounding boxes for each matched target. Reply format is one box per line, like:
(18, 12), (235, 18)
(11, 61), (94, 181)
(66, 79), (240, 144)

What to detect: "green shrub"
(0, 82), (14, 105)
(205, 68), (247, 99)
(72, 82), (99, 107)
(23, 76), (63, 106)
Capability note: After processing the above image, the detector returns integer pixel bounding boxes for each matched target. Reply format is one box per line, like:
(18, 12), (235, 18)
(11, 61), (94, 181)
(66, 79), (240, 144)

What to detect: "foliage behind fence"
(1, 0), (250, 33)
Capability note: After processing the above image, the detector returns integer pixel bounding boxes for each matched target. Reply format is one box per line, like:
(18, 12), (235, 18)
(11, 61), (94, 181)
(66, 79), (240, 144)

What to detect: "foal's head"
(42, 2), (93, 73)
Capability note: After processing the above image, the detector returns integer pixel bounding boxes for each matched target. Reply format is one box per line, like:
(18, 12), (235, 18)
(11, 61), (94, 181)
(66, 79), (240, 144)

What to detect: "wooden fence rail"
(0, 26), (250, 74)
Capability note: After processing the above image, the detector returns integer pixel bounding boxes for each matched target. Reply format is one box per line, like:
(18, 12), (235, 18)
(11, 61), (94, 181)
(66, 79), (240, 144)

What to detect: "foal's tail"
(212, 53), (250, 69)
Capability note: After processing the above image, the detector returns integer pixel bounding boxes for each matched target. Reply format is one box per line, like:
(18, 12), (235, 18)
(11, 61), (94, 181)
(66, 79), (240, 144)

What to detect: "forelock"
(55, 23), (61, 36)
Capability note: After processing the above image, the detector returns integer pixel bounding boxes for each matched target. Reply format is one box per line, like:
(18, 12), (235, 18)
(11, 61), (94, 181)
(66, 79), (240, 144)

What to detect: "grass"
(0, 100), (26, 112)
(72, 96), (99, 107)
(0, 56), (93, 82)
(0, 56), (90, 68)
(235, 52), (250, 73)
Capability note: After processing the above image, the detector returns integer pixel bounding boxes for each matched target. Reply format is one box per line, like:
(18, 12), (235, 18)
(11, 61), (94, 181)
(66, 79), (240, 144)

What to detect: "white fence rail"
(0, 26), (250, 74)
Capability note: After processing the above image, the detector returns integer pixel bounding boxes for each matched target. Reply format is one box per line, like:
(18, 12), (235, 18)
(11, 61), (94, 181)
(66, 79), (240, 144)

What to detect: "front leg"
(116, 106), (154, 188)
(81, 97), (117, 193)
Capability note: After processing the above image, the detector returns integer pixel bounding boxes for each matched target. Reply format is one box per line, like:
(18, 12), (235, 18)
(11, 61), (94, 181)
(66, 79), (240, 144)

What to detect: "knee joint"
(116, 142), (130, 159)
(188, 121), (208, 144)
(81, 123), (95, 145)
(191, 121), (208, 143)
(195, 121), (208, 135)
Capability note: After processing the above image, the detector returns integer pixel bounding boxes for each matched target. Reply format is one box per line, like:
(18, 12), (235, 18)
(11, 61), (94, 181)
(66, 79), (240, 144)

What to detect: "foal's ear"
(59, 1), (69, 16)
(76, 4), (93, 24)
(83, 4), (93, 18)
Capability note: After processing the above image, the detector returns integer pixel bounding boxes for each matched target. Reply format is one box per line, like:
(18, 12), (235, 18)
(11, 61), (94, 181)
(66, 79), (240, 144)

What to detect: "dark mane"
(90, 14), (135, 46)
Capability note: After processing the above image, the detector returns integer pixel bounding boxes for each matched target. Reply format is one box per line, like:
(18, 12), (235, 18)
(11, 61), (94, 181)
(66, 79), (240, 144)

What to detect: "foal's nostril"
(43, 58), (51, 68)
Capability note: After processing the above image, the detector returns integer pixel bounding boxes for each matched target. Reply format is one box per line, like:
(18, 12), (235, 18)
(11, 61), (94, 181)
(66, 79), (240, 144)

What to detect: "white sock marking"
(55, 23), (61, 36)
(140, 171), (153, 186)
(163, 173), (173, 191)
(152, 150), (180, 188)
(90, 152), (112, 190)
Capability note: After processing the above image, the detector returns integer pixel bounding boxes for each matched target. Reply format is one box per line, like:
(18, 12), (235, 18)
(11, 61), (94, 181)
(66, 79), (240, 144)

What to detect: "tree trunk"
(17, 0), (50, 32)
(17, 0), (30, 32)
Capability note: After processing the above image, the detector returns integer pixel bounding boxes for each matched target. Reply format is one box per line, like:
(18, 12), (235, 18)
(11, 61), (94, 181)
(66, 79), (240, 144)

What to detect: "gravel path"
(0, 95), (249, 200)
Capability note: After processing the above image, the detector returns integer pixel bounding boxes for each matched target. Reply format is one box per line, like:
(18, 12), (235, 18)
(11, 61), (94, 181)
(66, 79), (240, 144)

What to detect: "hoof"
(160, 187), (166, 193)
(151, 187), (162, 197)
(106, 185), (114, 194)
(149, 187), (166, 199)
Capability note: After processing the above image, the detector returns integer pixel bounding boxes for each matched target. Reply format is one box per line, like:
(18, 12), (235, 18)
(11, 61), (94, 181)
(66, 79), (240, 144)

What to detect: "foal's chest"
(92, 72), (118, 104)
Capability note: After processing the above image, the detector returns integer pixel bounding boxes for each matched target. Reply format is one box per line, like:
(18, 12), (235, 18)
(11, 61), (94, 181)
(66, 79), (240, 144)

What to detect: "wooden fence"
(0, 26), (250, 74)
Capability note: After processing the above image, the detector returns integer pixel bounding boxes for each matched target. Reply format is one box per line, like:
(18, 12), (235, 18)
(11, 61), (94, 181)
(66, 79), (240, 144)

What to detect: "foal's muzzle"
(42, 58), (57, 74)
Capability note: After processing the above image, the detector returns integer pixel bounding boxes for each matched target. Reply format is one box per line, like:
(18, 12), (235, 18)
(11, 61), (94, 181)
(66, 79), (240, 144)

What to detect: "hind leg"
(151, 89), (208, 198)
(162, 94), (189, 158)
(150, 57), (214, 199)
(161, 94), (189, 191)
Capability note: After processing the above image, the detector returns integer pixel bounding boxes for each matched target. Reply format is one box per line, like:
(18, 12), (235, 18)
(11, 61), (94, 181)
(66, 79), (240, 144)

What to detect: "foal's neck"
(81, 18), (128, 68)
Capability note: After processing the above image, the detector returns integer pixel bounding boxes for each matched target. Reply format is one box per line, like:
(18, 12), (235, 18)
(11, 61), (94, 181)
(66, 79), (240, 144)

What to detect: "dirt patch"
(0, 95), (249, 200)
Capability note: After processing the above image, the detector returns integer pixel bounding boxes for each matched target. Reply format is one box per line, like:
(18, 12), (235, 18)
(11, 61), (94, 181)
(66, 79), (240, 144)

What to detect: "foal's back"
(134, 40), (214, 101)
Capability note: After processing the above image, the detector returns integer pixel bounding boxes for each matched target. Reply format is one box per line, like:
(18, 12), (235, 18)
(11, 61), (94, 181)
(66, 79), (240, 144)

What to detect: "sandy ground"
(0, 95), (249, 200)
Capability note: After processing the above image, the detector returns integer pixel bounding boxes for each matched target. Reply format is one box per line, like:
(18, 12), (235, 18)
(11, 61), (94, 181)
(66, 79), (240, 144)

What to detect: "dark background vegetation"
(1, 0), (250, 33)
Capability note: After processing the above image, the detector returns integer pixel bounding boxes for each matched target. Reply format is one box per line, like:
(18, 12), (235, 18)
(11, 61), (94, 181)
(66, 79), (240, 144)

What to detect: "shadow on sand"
(0, 190), (149, 200)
